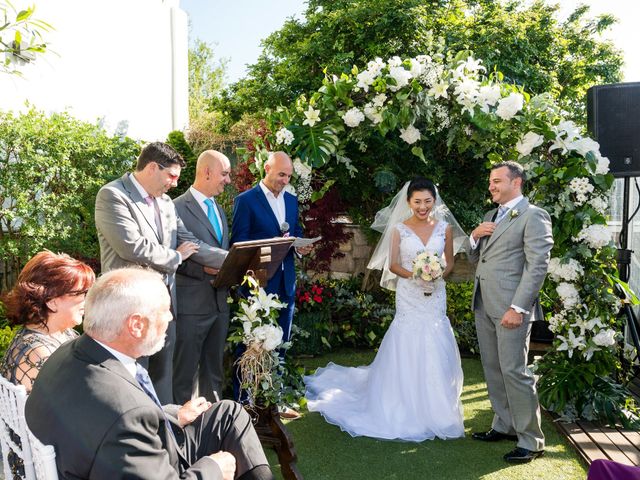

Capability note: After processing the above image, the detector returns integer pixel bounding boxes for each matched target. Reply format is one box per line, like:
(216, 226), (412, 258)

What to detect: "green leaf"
(411, 146), (426, 163)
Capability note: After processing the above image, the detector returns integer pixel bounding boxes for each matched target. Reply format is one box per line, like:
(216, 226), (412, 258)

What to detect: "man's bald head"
(193, 150), (231, 197)
(263, 151), (293, 196)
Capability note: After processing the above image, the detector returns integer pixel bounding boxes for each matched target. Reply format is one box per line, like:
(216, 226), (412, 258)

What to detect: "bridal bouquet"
(412, 251), (446, 295)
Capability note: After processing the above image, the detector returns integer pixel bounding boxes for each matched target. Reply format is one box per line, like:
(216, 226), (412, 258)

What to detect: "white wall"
(0, 0), (188, 141)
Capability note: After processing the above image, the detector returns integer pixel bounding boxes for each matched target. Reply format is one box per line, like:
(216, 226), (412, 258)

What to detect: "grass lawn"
(266, 349), (587, 480)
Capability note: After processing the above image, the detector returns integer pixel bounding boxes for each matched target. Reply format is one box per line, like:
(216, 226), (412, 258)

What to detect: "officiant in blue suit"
(231, 152), (312, 342)
(231, 152), (312, 415)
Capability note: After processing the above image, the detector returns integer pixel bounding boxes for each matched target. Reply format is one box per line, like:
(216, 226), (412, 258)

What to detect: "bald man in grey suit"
(173, 150), (232, 404)
(95, 142), (227, 403)
(468, 161), (553, 464)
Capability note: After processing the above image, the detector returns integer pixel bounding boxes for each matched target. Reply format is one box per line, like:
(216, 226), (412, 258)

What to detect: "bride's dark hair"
(407, 177), (437, 201)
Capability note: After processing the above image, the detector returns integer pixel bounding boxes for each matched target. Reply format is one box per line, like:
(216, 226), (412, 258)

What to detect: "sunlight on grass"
(266, 349), (587, 480)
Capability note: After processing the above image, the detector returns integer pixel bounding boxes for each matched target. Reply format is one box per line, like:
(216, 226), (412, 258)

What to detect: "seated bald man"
(25, 267), (273, 480)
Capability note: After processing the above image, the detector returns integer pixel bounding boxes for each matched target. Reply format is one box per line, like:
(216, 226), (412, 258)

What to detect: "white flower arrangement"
(232, 276), (291, 407)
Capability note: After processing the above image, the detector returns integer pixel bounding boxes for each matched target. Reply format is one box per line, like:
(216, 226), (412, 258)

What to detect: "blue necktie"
(135, 363), (177, 440)
(204, 198), (223, 243)
(495, 205), (509, 223)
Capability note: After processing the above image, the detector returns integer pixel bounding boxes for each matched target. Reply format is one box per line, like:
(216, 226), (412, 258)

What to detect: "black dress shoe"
(503, 447), (544, 464)
(472, 429), (518, 442)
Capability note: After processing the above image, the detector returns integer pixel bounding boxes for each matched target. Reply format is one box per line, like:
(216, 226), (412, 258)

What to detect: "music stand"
(212, 236), (295, 288)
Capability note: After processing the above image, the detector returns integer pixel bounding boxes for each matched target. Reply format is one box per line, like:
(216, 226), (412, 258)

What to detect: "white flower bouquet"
(412, 250), (446, 295)
(231, 275), (290, 407)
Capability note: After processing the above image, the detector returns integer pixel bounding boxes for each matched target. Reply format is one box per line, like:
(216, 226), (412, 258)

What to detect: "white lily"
(302, 105), (321, 127)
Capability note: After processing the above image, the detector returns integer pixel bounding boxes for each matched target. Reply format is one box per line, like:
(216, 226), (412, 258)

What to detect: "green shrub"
(446, 282), (479, 355)
(292, 275), (478, 356)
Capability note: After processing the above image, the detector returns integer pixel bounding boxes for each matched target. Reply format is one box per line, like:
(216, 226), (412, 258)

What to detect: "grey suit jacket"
(468, 197), (553, 319)
(95, 173), (227, 308)
(25, 335), (223, 480)
(173, 190), (229, 315)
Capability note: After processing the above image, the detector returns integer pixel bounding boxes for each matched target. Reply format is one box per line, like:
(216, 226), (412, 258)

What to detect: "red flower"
(313, 295), (323, 303)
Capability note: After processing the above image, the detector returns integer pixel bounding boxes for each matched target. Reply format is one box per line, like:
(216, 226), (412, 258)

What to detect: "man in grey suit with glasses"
(468, 161), (553, 464)
(94, 142), (227, 404)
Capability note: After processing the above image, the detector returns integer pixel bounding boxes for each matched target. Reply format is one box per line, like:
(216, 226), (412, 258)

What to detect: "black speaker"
(587, 82), (640, 177)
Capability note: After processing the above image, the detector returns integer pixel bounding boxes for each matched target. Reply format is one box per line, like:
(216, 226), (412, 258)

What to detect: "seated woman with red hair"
(1, 251), (95, 392)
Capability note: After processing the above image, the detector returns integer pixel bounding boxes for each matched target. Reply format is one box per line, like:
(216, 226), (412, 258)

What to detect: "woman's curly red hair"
(1, 251), (95, 330)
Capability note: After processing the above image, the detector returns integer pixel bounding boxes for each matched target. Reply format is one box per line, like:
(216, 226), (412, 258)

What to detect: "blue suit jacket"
(231, 185), (303, 298)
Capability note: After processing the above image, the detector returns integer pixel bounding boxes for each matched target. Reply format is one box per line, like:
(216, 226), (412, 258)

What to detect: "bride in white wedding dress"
(304, 178), (466, 441)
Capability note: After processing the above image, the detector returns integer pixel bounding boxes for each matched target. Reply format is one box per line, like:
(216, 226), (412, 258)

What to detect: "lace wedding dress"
(305, 221), (465, 441)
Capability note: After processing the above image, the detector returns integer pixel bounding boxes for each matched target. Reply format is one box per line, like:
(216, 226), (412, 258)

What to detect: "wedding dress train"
(304, 221), (465, 441)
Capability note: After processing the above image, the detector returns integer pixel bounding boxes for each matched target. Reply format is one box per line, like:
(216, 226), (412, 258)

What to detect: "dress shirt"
(259, 181), (286, 226)
(130, 173), (181, 263)
(93, 339), (138, 379)
(189, 187), (223, 230)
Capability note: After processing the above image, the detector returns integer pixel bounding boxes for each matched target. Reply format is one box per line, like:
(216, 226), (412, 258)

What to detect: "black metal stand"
(616, 177), (640, 366)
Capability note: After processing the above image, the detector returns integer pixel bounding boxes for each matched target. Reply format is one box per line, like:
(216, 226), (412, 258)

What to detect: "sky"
(180, 0), (640, 86)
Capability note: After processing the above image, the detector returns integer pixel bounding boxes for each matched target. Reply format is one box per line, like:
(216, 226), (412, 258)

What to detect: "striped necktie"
(495, 205), (509, 223)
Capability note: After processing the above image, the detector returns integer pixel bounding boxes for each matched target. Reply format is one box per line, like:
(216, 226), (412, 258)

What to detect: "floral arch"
(251, 50), (636, 425)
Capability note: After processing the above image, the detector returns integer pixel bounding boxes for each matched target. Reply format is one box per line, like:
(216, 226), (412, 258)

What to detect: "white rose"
(372, 93), (387, 107)
(495, 93), (524, 120)
(364, 104), (383, 124)
(388, 66), (412, 91)
(593, 329), (617, 347)
(556, 282), (580, 310)
(399, 124), (421, 144)
(252, 324), (283, 351)
(515, 131), (544, 157)
(478, 84), (501, 112)
(356, 69), (376, 92)
(342, 107), (365, 128)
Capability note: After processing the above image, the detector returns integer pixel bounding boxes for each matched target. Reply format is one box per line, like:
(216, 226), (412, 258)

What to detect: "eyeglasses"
(67, 289), (89, 297)
(155, 162), (180, 180)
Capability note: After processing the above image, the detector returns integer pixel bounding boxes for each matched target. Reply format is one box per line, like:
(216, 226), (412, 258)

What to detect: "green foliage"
(291, 275), (478, 356)
(1, 1), (52, 74)
(166, 130), (197, 198)
(215, 0), (621, 128)
(446, 281), (479, 355)
(0, 108), (139, 289)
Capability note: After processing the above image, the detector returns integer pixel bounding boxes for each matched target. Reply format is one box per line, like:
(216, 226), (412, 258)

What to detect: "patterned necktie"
(204, 198), (223, 243)
(144, 195), (164, 242)
(495, 205), (509, 223)
(135, 362), (176, 439)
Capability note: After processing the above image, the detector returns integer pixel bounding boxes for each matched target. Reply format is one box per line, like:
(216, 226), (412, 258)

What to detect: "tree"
(214, 0), (622, 129)
(186, 39), (232, 154)
(0, 108), (139, 290)
(1, 1), (52, 74)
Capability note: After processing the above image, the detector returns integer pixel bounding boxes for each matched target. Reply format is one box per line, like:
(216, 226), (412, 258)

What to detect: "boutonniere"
(509, 209), (519, 220)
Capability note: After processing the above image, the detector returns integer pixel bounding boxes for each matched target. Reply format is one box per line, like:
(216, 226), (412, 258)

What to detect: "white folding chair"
(0, 376), (58, 480)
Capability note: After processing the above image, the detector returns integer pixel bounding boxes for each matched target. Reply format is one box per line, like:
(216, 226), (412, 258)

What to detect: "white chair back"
(0, 375), (58, 480)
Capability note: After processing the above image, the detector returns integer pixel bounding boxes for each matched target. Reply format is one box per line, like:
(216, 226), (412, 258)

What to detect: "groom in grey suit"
(468, 161), (553, 464)
(95, 142), (227, 404)
(173, 150), (232, 404)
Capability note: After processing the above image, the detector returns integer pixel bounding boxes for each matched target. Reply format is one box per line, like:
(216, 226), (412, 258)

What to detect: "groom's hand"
(501, 309), (523, 329)
(472, 222), (497, 241)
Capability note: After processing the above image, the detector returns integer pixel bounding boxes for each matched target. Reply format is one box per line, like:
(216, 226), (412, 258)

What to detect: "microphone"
(280, 222), (290, 237)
